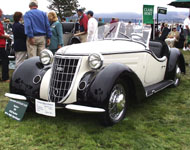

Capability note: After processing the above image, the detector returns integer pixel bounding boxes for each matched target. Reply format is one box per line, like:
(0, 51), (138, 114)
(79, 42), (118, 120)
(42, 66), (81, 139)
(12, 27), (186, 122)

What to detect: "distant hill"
(95, 11), (189, 23)
(2, 14), (13, 19)
(2, 11), (188, 23)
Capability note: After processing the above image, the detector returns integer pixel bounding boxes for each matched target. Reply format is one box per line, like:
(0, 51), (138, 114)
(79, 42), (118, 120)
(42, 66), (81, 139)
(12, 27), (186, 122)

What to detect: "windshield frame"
(97, 22), (152, 48)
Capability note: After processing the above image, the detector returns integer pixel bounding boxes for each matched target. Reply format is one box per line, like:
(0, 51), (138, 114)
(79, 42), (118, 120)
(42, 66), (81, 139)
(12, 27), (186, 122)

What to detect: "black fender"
(165, 48), (186, 79)
(10, 57), (50, 99)
(77, 63), (146, 107)
(67, 36), (81, 45)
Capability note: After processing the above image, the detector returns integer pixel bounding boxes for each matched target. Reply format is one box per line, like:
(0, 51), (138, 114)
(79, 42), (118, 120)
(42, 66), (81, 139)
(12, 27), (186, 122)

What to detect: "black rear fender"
(166, 48), (186, 79)
(67, 36), (81, 45)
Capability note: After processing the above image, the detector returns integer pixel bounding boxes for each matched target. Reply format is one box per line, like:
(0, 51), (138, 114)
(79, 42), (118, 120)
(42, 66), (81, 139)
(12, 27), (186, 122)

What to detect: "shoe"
(3, 80), (10, 83)
(183, 47), (187, 51)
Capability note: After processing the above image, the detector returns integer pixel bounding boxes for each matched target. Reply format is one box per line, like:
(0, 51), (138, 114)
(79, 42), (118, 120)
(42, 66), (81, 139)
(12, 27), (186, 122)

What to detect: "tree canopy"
(47, 0), (81, 19)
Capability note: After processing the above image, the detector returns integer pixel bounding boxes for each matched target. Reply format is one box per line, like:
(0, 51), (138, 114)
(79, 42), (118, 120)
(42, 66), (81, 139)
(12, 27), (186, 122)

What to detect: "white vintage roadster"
(5, 22), (185, 125)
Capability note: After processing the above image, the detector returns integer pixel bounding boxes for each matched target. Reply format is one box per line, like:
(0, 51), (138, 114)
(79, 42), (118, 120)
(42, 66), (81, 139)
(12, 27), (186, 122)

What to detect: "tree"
(47, 0), (81, 19)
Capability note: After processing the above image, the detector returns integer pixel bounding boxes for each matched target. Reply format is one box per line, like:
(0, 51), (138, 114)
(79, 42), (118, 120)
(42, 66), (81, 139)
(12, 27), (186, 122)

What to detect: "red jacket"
(79, 14), (88, 32)
(0, 22), (6, 48)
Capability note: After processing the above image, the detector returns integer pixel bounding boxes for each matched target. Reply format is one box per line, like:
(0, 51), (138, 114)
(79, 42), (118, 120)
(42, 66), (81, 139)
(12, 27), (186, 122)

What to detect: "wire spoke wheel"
(173, 64), (181, 87)
(101, 80), (129, 126)
(108, 83), (126, 122)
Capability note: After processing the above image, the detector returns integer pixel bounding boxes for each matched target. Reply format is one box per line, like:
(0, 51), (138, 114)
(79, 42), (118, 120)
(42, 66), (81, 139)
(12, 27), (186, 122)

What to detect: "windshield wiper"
(104, 26), (116, 38)
(119, 32), (131, 40)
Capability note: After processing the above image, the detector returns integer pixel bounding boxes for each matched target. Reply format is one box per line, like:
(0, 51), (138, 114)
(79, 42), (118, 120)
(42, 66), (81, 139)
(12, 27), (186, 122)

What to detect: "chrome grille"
(49, 56), (81, 103)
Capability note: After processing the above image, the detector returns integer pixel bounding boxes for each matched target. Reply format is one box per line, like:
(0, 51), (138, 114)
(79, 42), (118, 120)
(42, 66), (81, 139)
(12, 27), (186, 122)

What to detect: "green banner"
(158, 7), (167, 14)
(143, 5), (154, 24)
(5, 99), (29, 121)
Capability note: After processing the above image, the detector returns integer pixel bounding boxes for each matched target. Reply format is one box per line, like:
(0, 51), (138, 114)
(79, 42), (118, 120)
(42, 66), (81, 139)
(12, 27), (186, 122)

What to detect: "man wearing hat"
(0, 8), (10, 82)
(24, 0), (52, 58)
(165, 25), (179, 48)
(4, 18), (12, 33)
(75, 9), (88, 43)
(86, 10), (98, 42)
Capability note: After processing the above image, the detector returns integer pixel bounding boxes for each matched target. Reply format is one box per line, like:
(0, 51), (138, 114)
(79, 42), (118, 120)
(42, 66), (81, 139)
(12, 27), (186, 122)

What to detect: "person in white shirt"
(183, 15), (190, 51)
(86, 10), (98, 42)
(126, 21), (134, 37)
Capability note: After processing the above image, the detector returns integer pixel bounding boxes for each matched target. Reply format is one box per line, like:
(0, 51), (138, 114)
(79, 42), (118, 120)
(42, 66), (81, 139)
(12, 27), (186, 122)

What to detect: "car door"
(144, 53), (167, 87)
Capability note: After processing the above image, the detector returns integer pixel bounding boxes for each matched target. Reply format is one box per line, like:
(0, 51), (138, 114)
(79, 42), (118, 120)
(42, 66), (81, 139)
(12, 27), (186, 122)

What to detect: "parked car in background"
(62, 22), (81, 45)
(5, 22), (186, 126)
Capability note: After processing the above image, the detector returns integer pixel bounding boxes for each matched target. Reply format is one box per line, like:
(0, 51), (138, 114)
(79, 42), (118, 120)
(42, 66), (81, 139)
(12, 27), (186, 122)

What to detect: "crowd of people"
(1, 0), (190, 82)
(158, 15), (190, 50)
(0, 0), (99, 82)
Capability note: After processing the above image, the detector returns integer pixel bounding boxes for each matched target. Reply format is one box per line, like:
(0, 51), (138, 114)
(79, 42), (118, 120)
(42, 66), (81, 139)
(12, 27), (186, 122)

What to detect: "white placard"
(35, 99), (56, 117)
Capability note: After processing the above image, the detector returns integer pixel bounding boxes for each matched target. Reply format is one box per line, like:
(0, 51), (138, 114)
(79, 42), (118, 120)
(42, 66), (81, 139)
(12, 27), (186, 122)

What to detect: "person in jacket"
(12, 12), (27, 68)
(0, 8), (10, 82)
(24, 0), (52, 58)
(48, 12), (63, 54)
(159, 23), (170, 41)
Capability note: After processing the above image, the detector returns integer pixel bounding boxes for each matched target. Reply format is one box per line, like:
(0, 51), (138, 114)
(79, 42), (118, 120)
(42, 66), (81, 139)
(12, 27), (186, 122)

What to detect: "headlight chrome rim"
(88, 53), (104, 70)
(40, 49), (53, 65)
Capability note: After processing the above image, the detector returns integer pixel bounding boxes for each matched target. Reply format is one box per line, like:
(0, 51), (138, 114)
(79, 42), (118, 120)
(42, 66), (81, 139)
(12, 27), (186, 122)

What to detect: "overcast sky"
(0, 0), (189, 15)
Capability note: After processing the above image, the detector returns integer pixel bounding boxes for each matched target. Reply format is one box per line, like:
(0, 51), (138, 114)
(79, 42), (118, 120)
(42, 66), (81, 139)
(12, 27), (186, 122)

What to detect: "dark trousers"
(0, 48), (9, 81)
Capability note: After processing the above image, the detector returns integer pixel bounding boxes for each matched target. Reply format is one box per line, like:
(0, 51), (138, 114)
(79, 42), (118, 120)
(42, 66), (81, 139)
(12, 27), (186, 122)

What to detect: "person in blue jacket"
(48, 12), (63, 54)
(12, 12), (27, 68)
(24, 0), (52, 58)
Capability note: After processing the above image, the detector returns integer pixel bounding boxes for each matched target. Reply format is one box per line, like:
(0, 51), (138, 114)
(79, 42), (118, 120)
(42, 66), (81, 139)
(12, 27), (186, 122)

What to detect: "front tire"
(102, 80), (128, 126)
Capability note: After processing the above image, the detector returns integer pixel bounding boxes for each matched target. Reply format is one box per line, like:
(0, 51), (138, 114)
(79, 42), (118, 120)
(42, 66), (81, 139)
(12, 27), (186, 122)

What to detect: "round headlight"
(40, 49), (53, 65)
(88, 53), (104, 70)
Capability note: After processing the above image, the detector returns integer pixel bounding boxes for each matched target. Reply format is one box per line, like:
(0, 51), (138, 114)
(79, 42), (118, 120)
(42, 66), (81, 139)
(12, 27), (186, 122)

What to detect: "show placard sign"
(143, 5), (154, 24)
(158, 7), (167, 15)
(5, 99), (29, 121)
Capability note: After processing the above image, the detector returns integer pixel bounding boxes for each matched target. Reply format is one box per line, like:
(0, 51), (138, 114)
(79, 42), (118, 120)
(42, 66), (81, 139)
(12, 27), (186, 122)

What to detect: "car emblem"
(56, 66), (64, 72)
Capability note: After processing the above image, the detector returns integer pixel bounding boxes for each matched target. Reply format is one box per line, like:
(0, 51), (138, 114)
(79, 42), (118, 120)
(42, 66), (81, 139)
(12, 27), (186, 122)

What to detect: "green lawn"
(0, 51), (190, 150)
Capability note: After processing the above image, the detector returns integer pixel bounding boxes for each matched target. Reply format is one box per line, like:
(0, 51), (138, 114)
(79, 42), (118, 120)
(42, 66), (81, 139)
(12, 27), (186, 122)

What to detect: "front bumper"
(5, 93), (105, 113)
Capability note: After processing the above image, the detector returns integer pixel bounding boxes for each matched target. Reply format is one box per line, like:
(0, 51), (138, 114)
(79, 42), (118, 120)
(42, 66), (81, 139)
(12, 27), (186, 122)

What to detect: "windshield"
(97, 22), (151, 46)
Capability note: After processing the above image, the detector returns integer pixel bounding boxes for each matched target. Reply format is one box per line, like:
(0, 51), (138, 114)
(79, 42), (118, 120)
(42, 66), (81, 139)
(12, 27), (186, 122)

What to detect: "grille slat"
(49, 56), (80, 103)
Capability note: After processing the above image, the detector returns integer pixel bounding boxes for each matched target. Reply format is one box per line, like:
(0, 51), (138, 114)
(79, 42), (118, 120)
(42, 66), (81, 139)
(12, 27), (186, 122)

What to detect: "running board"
(145, 80), (174, 97)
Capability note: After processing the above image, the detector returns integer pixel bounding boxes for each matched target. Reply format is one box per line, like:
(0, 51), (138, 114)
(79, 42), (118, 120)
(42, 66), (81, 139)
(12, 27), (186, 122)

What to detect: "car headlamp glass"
(40, 49), (53, 65)
(88, 53), (104, 70)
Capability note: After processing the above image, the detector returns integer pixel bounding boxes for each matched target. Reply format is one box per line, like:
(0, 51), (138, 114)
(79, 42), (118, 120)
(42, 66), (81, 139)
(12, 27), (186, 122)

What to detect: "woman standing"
(12, 12), (27, 68)
(48, 12), (63, 54)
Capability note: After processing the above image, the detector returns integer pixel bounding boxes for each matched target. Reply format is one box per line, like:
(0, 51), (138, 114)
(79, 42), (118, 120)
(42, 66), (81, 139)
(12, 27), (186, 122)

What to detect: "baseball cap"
(87, 10), (94, 17)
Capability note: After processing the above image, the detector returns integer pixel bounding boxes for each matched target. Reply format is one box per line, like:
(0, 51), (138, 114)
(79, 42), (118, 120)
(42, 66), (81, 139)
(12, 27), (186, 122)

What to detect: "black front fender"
(10, 57), (50, 99)
(77, 63), (146, 107)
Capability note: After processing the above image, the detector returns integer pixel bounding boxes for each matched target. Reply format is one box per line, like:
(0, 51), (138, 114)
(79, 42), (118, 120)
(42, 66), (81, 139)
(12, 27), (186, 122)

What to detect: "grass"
(0, 51), (190, 150)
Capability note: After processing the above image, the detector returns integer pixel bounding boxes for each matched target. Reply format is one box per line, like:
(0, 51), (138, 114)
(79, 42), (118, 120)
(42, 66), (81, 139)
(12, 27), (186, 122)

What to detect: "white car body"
(6, 22), (185, 125)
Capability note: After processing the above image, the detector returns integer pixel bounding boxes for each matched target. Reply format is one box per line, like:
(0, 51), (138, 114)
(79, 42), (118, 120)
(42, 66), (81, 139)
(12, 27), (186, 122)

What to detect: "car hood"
(57, 40), (146, 55)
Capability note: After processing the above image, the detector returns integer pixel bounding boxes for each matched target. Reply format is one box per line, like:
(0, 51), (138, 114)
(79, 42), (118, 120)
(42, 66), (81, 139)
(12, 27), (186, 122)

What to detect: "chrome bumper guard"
(5, 93), (27, 101)
(65, 104), (106, 113)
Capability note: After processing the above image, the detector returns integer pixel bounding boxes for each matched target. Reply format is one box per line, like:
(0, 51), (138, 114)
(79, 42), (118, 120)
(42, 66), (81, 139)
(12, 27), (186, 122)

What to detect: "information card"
(35, 99), (56, 117)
